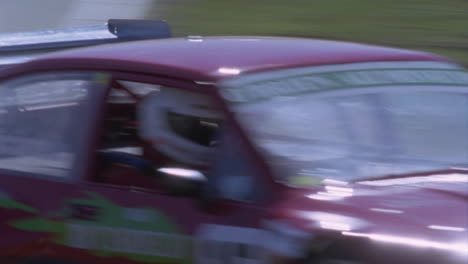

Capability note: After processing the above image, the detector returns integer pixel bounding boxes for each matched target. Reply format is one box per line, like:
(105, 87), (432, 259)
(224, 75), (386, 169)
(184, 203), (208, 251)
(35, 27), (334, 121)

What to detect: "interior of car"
(93, 81), (222, 195)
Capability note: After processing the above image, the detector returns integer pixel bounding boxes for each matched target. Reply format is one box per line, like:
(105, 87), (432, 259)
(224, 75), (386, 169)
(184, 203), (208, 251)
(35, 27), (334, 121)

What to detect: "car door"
(0, 71), (110, 261)
(52, 81), (273, 264)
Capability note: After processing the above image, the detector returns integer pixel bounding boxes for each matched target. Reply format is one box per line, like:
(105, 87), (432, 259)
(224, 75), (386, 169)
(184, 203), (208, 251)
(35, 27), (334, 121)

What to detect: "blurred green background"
(148, 0), (468, 65)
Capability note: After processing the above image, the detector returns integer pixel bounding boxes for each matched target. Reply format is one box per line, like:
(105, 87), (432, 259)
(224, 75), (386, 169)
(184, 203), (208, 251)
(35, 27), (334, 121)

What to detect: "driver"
(138, 87), (223, 169)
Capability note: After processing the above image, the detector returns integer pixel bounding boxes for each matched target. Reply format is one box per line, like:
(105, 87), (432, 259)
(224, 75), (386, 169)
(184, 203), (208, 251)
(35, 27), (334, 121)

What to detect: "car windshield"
(221, 61), (468, 186)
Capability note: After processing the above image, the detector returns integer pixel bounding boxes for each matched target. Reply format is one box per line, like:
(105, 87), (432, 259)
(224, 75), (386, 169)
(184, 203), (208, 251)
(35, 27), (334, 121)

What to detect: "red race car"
(0, 20), (467, 264)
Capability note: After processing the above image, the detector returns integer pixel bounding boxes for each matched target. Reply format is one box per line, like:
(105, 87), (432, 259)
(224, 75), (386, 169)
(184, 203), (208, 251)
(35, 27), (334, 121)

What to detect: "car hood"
(269, 171), (468, 255)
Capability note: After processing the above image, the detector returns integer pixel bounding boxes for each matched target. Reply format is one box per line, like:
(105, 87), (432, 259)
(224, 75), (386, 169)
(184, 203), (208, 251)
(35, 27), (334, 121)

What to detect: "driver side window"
(94, 83), (224, 193)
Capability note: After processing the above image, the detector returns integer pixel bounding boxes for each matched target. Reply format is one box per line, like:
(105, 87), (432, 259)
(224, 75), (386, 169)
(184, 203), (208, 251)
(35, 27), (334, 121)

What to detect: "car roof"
(10, 36), (447, 82)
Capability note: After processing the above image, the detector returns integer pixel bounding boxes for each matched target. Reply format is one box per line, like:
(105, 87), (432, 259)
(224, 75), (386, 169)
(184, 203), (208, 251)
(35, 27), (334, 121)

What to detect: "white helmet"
(138, 87), (222, 166)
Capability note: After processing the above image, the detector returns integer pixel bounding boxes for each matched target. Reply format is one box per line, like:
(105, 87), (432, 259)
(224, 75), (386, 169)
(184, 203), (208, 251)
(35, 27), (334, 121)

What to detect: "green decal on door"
(7, 191), (192, 264)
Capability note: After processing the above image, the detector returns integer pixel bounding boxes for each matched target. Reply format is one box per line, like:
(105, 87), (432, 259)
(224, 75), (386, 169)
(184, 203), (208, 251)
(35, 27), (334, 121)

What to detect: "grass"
(148, 0), (468, 65)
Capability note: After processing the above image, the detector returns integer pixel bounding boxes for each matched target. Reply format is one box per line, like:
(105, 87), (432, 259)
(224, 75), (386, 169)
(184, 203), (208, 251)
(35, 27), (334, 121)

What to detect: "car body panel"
(0, 172), (266, 263)
(265, 172), (467, 263)
(274, 171), (467, 236)
(0, 34), (466, 264)
(3, 37), (447, 82)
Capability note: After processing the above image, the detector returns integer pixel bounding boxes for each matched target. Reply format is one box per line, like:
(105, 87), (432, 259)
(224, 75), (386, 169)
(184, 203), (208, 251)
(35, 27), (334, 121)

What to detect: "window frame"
(86, 72), (277, 204)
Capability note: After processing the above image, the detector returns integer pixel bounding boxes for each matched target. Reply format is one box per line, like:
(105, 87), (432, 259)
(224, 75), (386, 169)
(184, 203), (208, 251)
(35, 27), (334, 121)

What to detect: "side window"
(138, 86), (223, 167)
(380, 91), (468, 163)
(94, 81), (164, 186)
(95, 83), (224, 190)
(100, 81), (162, 154)
(0, 72), (107, 178)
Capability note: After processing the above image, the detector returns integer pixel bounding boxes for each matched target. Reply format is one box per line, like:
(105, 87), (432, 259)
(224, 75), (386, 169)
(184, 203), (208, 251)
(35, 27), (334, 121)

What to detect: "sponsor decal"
(67, 223), (192, 259)
(5, 191), (190, 263)
(0, 191), (38, 213)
